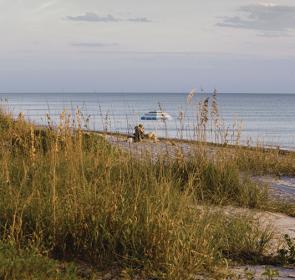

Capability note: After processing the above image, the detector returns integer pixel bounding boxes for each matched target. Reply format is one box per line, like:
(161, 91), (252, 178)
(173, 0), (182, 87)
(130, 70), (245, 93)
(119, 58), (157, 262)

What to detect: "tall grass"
(0, 109), (274, 279)
(186, 90), (295, 177)
(180, 89), (295, 216)
(231, 146), (295, 176)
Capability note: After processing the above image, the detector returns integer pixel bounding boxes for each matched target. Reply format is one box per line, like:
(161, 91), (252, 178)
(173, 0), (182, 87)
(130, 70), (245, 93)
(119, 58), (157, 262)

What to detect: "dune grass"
(228, 146), (295, 177)
(0, 109), (279, 279)
(213, 145), (295, 216)
(0, 241), (80, 280)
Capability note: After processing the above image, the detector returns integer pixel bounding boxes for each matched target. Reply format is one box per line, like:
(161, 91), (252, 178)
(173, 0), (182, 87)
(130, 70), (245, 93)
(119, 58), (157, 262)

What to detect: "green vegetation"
(277, 234), (295, 265)
(230, 146), (295, 176)
(261, 267), (279, 280)
(0, 103), (294, 279)
(0, 241), (79, 280)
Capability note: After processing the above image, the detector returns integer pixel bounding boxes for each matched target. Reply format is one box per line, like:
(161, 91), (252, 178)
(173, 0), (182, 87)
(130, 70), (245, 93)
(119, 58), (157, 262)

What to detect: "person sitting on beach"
(134, 124), (145, 142)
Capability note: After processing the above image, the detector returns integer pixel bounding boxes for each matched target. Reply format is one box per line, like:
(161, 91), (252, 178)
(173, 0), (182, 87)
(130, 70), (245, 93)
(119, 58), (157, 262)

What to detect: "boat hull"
(141, 116), (172, 121)
(141, 111), (172, 121)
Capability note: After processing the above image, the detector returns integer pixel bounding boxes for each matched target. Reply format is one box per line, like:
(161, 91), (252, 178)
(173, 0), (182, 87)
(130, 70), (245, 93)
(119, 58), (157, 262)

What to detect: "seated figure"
(134, 124), (145, 142)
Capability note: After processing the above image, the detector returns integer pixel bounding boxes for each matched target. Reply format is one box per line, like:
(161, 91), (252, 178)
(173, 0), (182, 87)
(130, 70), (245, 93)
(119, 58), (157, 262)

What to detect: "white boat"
(141, 110), (173, 121)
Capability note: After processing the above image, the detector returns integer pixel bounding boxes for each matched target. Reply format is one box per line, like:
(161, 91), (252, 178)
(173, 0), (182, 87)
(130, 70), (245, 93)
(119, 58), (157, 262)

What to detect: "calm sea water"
(0, 92), (295, 150)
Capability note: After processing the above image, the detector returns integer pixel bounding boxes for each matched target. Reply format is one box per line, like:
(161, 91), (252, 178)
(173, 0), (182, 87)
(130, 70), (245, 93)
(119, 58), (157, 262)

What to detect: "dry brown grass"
(0, 108), (275, 279)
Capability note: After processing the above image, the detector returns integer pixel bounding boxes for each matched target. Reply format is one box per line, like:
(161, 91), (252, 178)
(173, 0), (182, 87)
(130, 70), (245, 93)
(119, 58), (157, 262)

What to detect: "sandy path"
(106, 135), (193, 159)
(264, 211), (295, 239)
(232, 265), (295, 280)
(256, 176), (295, 204)
(105, 134), (215, 161)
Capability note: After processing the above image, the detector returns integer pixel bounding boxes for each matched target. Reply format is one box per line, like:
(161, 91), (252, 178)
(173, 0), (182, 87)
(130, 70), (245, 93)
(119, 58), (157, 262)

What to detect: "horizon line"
(0, 91), (295, 95)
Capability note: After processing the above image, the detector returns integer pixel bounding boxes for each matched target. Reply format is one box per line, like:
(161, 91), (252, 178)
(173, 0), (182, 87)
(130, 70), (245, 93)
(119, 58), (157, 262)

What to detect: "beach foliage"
(0, 108), (275, 279)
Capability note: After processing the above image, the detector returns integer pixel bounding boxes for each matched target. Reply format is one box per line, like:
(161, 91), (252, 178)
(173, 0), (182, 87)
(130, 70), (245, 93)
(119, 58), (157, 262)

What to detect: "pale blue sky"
(0, 0), (295, 93)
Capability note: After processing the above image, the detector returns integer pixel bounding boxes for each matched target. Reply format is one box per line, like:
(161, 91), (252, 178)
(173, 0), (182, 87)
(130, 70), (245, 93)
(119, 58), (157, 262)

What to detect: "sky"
(0, 0), (295, 93)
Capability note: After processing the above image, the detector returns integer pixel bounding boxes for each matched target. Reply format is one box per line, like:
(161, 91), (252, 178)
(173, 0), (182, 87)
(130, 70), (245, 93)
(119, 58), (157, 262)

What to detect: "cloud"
(66, 12), (151, 23)
(71, 42), (119, 48)
(217, 3), (295, 37)
(66, 12), (119, 22)
(126, 17), (151, 23)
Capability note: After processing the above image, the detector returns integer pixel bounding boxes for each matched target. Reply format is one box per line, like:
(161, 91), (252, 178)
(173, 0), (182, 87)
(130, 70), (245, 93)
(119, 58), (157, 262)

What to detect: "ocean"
(0, 92), (295, 150)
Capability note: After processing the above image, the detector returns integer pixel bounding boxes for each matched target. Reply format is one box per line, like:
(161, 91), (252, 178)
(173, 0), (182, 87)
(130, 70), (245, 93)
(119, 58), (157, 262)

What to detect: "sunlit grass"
(0, 90), (294, 278)
(0, 108), (277, 279)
